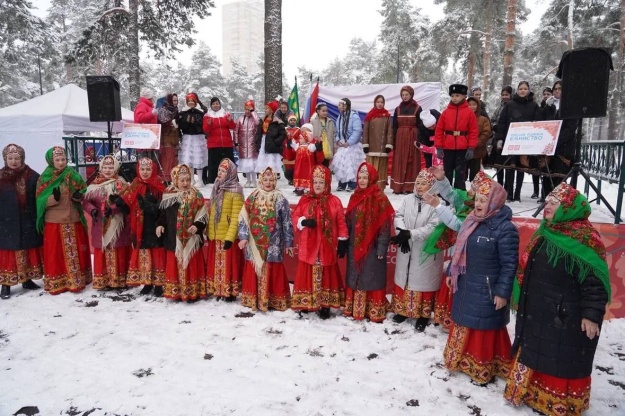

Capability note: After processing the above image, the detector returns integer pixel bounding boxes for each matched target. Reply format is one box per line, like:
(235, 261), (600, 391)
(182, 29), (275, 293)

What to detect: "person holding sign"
(495, 81), (542, 202)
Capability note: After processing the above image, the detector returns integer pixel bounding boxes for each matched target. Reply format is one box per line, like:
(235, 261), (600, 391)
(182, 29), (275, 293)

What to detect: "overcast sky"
(30, 0), (550, 82)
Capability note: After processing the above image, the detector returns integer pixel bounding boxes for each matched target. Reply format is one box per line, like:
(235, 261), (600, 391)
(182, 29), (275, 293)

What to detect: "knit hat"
(449, 84), (468, 96)
(185, 92), (199, 104)
(266, 100), (279, 113)
(140, 87), (154, 99)
(301, 123), (313, 132)
(419, 110), (437, 128)
(244, 96), (255, 110)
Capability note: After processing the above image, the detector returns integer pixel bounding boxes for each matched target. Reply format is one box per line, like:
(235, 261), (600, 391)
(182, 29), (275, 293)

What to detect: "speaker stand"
(533, 119), (622, 222)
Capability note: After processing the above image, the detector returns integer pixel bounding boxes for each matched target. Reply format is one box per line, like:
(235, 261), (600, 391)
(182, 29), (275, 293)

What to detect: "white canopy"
(0, 84), (134, 173)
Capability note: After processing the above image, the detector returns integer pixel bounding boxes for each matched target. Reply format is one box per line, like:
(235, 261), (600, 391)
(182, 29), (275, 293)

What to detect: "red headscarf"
(266, 100), (279, 113)
(364, 94), (391, 122)
(399, 85), (418, 110)
(121, 158), (165, 246)
(185, 92), (199, 104)
(345, 162), (395, 268)
(299, 165), (335, 247)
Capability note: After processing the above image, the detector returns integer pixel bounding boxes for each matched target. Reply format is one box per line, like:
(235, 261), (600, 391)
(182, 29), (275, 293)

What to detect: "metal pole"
(570, 118), (583, 188)
(396, 38), (400, 83)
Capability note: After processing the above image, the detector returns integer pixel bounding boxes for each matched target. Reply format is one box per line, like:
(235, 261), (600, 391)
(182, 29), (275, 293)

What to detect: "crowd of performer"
(0, 81), (610, 416)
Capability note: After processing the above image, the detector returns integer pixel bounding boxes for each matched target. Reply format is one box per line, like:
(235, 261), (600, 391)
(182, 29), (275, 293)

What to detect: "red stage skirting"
(84, 202), (625, 319)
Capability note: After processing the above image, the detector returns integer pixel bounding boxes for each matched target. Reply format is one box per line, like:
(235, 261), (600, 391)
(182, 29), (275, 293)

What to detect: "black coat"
(138, 191), (164, 249)
(157, 203), (206, 252)
(178, 108), (206, 135)
(417, 109), (441, 147)
(0, 168), (43, 250)
(542, 104), (578, 162)
(495, 92), (542, 142)
(512, 239), (608, 379)
(255, 116), (286, 155)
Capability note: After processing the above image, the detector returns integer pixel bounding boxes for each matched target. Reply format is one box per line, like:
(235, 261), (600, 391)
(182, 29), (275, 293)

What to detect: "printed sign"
(502, 120), (563, 156)
(121, 123), (161, 149)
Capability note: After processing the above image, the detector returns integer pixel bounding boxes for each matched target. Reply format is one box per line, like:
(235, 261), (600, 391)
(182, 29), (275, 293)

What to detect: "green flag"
(288, 79), (300, 124)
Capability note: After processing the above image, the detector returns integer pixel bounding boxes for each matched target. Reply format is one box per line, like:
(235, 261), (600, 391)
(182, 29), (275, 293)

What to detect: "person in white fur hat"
(292, 123), (323, 196)
(134, 87), (158, 124)
(418, 109), (441, 168)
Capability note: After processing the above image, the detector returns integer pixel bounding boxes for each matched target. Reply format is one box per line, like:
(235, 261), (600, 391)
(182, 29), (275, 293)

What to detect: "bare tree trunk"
(264, 0), (282, 103)
(483, 0), (493, 101)
(567, 0), (574, 49)
(502, 0), (517, 89)
(467, 49), (475, 91)
(608, 0), (625, 140)
(128, 0), (140, 109)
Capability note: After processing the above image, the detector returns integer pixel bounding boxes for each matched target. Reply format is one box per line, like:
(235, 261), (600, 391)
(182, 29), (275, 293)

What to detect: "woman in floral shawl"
(238, 167), (294, 312)
(118, 157), (166, 296)
(0, 144), (43, 299)
(36, 146), (92, 294)
(82, 155), (131, 290)
(156, 164), (208, 302)
(344, 162), (394, 322)
(206, 158), (244, 301)
(504, 183), (610, 416)
(291, 165), (349, 319)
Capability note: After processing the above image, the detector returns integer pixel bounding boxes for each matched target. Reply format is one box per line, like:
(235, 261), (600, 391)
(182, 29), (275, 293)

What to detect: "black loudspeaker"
(556, 47), (613, 119)
(86, 75), (122, 122)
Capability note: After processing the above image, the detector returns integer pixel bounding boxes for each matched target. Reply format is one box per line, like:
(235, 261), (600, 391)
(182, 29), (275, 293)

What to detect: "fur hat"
(140, 87), (154, 99)
(449, 84), (468, 96)
(419, 110), (437, 128)
(301, 123), (313, 132)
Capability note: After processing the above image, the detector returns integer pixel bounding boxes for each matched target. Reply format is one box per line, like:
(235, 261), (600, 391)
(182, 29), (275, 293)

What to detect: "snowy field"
(2, 168), (624, 416)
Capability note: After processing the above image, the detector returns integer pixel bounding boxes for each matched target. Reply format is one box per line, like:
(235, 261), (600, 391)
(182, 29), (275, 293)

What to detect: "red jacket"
(292, 195), (348, 266)
(203, 111), (236, 149)
(133, 97), (157, 124)
(434, 100), (478, 150)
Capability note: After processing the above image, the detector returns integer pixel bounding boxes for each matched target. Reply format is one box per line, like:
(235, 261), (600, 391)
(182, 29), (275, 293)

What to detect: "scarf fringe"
(174, 204), (207, 269)
(239, 207), (265, 277)
(102, 214), (124, 248)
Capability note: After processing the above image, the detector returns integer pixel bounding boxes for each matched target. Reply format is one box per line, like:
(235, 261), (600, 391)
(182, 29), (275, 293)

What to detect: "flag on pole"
(288, 77), (300, 124)
(304, 77), (319, 123)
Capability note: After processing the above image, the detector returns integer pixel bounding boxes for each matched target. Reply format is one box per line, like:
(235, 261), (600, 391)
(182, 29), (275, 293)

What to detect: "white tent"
(0, 84), (134, 173)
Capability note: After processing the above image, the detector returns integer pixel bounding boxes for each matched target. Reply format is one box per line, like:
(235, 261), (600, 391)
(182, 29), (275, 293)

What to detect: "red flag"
(305, 82), (319, 123)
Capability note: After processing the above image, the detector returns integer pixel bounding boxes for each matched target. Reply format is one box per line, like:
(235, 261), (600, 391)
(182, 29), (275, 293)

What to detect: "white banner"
(121, 123), (162, 149)
(502, 120), (563, 156)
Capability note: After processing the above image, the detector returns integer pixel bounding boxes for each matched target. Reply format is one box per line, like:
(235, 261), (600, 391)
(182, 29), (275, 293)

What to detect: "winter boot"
(0, 285), (10, 299)
(225, 295), (237, 303)
(139, 285), (154, 296)
(318, 307), (331, 320)
(392, 314), (407, 324)
(153, 286), (163, 298)
(22, 279), (40, 290)
(415, 317), (429, 332)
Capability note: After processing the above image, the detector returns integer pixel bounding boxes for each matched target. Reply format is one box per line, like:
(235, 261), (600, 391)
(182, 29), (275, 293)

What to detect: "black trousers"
(423, 153), (433, 169)
(467, 158), (481, 182)
(443, 149), (467, 190)
(204, 147), (235, 184)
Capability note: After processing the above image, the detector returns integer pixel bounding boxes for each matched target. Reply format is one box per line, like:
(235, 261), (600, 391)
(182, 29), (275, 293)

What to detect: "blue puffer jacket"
(451, 205), (519, 330)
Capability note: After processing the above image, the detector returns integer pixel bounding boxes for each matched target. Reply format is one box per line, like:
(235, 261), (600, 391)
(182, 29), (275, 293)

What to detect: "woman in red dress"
(119, 157), (166, 296)
(0, 144), (43, 299)
(292, 123), (323, 196)
(36, 146), (92, 294)
(238, 167), (294, 312)
(82, 155), (131, 290)
(344, 162), (394, 322)
(390, 85), (422, 194)
(292, 165), (349, 318)
(157, 164), (208, 302)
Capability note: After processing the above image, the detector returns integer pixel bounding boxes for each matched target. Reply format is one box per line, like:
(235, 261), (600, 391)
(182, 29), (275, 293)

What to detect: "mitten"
(104, 206), (113, 218)
(90, 209), (99, 219)
(223, 241), (233, 250)
(465, 147), (474, 160)
(385, 147), (392, 153)
(337, 239), (349, 259)
(52, 187), (61, 201)
(301, 219), (317, 228)
(363, 146), (369, 154)
(71, 190), (83, 201)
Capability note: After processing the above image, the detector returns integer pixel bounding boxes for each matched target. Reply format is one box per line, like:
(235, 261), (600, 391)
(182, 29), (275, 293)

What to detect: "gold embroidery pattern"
(0, 249), (43, 285)
(127, 248), (165, 286)
(44, 225), (91, 294)
(504, 351), (590, 416)
(292, 264), (345, 310)
(390, 290), (434, 319)
(163, 258), (206, 301)
(443, 324), (511, 385)
(93, 249), (127, 289)
(344, 289), (387, 322)
(241, 263), (291, 312)
(208, 241), (239, 297)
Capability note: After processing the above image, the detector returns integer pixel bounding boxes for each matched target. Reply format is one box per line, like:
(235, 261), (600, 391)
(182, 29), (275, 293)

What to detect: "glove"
(52, 187), (61, 201)
(109, 194), (124, 207)
(337, 239), (349, 259)
(436, 148), (444, 160)
(301, 218), (317, 228)
(465, 147), (474, 160)
(363, 146), (369, 154)
(384, 147), (392, 153)
(104, 206), (113, 218)
(90, 209), (99, 220)
(307, 143), (317, 152)
(497, 140), (503, 150)
(152, 108), (159, 115)
(223, 241), (233, 250)
(545, 96), (555, 106)
(400, 239), (411, 254)
(71, 190), (83, 201)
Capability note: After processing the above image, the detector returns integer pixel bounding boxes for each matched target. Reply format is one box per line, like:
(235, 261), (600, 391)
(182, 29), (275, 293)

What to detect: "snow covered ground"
(1, 286), (624, 416)
(2, 168), (624, 416)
